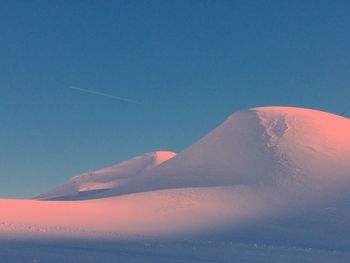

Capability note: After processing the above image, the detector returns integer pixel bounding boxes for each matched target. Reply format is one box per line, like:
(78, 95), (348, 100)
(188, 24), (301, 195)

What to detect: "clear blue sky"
(1, 0), (350, 198)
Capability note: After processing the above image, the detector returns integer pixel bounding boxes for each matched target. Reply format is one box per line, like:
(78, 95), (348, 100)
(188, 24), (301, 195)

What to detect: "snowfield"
(1, 106), (350, 262)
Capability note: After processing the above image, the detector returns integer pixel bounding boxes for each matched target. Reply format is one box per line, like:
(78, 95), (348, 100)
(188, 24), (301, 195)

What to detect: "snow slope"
(36, 151), (176, 200)
(1, 106), (350, 253)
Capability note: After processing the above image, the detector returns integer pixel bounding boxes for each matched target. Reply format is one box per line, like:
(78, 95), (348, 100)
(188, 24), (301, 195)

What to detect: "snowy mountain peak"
(97, 106), (350, 197)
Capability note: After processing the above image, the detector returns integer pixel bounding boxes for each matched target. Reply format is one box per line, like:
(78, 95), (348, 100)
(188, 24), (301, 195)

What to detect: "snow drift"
(2, 106), (350, 249)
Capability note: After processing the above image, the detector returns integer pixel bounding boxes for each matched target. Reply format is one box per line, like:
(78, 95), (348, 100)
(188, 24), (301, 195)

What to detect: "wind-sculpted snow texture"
(2, 106), (350, 260)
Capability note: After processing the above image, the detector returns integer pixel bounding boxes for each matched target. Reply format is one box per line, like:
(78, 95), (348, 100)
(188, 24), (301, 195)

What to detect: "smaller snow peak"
(35, 150), (176, 200)
(152, 151), (177, 166)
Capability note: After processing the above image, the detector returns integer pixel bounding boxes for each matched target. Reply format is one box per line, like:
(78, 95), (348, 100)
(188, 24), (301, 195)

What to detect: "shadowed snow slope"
(35, 151), (176, 200)
(2, 107), (350, 250)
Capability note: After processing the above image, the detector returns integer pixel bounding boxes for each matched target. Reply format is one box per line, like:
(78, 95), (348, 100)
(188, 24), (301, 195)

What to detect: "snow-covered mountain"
(2, 106), (350, 252)
(127, 106), (350, 195)
(43, 106), (350, 201)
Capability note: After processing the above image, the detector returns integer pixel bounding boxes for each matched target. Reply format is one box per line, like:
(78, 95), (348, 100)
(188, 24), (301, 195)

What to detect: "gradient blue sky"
(1, 0), (350, 198)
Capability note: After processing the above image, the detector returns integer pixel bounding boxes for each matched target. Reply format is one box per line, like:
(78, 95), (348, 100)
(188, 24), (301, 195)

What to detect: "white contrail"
(68, 86), (142, 105)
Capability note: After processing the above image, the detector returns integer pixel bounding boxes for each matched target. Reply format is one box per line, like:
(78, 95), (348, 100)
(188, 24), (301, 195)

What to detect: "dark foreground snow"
(1, 238), (350, 263)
